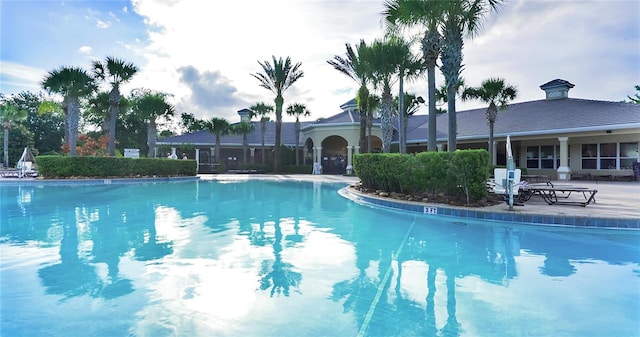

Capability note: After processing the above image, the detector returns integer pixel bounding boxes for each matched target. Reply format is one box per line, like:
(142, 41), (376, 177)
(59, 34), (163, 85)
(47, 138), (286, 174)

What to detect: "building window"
(581, 142), (637, 170)
(527, 145), (563, 169)
(620, 142), (638, 170)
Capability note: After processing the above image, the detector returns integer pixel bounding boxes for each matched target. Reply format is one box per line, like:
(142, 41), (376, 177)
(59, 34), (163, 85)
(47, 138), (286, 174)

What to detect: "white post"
(195, 148), (200, 172)
(346, 146), (354, 174)
(557, 137), (570, 181)
(436, 143), (443, 152)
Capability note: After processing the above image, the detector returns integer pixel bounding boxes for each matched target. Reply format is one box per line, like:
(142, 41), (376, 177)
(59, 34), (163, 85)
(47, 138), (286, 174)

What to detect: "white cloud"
(96, 19), (110, 28)
(78, 45), (93, 55)
(0, 62), (46, 93)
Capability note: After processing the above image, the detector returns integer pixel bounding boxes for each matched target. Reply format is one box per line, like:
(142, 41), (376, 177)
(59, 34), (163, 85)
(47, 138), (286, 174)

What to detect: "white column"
(353, 145), (360, 155)
(436, 144), (444, 152)
(250, 148), (255, 164)
(195, 148), (200, 172)
(346, 146), (354, 174)
(557, 137), (571, 181)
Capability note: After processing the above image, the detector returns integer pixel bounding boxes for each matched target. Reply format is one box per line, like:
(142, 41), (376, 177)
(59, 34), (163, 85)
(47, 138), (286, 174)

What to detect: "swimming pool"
(1, 179), (639, 337)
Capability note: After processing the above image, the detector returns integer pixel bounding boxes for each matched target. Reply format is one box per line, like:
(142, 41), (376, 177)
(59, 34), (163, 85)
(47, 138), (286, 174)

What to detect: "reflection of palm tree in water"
(38, 221), (102, 300)
(259, 219), (302, 297)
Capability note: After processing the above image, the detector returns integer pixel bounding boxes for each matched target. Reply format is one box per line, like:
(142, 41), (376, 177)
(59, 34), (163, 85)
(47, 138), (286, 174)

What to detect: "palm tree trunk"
(274, 96), (283, 173)
(423, 28), (440, 152)
(441, 23), (463, 152)
(215, 134), (221, 164)
(380, 89), (394, 153)
(489, 121), (495, 166)
(108, 87), (119, 156)
(261, 121), (266, 164)
(3, 122), (9, 167)
(295, 119), (300, 165)
(243, 134), (248, 164)
(398, 76), (406, 154)
(67, 96), (80, 156)
(146, 119), (157, 157)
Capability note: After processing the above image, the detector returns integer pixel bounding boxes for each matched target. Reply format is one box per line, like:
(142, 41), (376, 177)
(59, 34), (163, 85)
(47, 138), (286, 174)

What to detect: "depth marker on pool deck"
(356, 216), (417, 337)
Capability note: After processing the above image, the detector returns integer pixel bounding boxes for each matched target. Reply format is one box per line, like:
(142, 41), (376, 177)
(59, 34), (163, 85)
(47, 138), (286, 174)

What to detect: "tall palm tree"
(130, 89), (175, 157)
(249, 102), (274, 164)
(328, 40), (372, 153)
(383, 0), (443, 152)
(92, 57), (138, 156)
(285, 103), (311, 165)
(388, 34), (423, 153)
(251, 56), (304, 173)
(0, 102), (28, 167)
(439, 0), (503, 151)
(367, 37), (407, 153)
(462, 77), (517, 165)
(399, 93), (421, 152)
(41, 66), (96, 156)
(232, 121), (254, 164)
(203, 117), (231, 164)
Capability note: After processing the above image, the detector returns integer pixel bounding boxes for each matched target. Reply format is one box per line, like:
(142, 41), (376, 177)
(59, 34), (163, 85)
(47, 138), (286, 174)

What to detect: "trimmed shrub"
(35, 156), (197, 178)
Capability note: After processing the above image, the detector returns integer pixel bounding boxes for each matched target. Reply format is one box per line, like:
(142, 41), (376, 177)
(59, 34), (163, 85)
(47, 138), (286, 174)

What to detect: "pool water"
(1, 179), (639, 337)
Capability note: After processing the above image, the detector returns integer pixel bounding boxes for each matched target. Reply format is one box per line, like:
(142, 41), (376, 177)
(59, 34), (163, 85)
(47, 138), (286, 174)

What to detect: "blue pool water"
(1, 178), (639, 337)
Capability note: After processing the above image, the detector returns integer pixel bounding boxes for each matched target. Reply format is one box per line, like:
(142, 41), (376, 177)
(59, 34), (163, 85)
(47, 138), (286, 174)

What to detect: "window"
(620, 142), (638, 170)
(581, 142), (638, 170)
(582, 144), (597, 169)
(527, 145), (564, 169)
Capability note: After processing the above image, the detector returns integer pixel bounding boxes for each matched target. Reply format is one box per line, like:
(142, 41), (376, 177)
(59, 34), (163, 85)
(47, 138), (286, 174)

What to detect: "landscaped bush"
(35, 156), (197, 178)
(354, 149), (490, 204)
(281, 165), (313, 174)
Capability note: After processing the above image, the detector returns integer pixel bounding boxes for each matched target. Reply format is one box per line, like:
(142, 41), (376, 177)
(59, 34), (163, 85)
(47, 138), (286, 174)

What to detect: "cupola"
(540, 79), (574, 100)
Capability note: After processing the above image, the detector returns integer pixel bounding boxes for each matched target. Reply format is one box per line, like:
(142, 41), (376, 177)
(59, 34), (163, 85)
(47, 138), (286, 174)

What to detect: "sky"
(1, 0), (639, 126)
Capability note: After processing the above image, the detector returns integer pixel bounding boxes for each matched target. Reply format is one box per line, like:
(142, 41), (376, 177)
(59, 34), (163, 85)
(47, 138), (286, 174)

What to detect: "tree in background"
(626, 85), (640, 104)
(232, 121), (255, 164)
(130, 89), (175, 157)
(202, 117), (231, 164)
(0, 101), (28, 167)
(462, 77), (517, 165)
(328, 40), (372, 153)
(41, 66), (96, 156)
(286, 103), (311, 165)
(92, 56), (138, 156)
(252, 56), (304, 173)
(249, 102), (274, 164)
(6, 91), (64, 156)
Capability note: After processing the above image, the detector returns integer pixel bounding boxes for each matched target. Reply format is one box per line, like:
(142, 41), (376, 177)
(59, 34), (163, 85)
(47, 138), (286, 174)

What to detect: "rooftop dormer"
(540, 79), (574, 100)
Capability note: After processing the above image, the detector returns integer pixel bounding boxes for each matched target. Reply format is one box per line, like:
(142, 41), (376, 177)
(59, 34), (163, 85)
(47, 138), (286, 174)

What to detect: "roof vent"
(539, 79), (574, 100)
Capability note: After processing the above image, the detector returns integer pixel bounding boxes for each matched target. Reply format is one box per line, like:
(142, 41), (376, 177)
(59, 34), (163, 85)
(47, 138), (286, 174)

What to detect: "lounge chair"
(522, 185), (597, 207)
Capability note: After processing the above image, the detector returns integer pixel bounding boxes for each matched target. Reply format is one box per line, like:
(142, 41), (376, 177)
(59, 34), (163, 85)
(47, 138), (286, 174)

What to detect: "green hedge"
(35, 156), (197, 178)
(353, 150), (490, 204)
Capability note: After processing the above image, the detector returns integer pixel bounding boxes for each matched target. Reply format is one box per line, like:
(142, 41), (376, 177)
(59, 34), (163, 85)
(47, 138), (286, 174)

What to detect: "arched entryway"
(364, 135), (383, 153)
(321, 136), (348, 174)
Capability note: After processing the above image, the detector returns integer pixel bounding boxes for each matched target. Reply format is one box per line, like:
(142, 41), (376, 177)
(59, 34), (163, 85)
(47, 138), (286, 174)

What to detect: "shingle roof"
(159, 97), (640, 146)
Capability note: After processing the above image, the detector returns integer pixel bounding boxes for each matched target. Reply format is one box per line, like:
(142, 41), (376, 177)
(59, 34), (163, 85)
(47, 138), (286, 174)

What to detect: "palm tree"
(232, 121), (254, 164)
(367, 37), (406, 153)
(383, 0), (442, 152)
(41, 66), (96, 156)
(249, 102), (274, 164)
(251, 56), (304, 173)
(130, 89), (175, 157)
(328, 40), (372, 153)
(462, 77), (517, 165)
(92, 57), (138, 156)
(285, 103), (311, 165)
(203, 117), (231, 164)
(0, 102), (28, 167)
(388, 34), (423, 153)
(399, 93), (421, 152)
(439, 0), (503, 151)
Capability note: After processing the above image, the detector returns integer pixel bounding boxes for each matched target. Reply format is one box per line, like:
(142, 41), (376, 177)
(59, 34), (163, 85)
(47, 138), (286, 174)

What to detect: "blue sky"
(1, 0), (639, 123)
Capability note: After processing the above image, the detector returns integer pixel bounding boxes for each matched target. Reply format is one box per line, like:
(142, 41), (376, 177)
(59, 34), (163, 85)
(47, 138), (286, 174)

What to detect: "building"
(158, 79), (640, 180)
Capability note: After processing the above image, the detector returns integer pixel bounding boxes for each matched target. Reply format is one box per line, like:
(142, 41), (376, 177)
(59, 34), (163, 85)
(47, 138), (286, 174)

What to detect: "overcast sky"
(1, 0), (638, 125)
